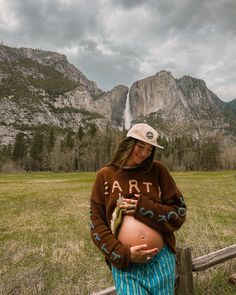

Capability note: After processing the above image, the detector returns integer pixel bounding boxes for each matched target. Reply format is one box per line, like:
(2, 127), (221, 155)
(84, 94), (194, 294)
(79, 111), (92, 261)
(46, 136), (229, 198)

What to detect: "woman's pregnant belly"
(118, 215), (164, 250)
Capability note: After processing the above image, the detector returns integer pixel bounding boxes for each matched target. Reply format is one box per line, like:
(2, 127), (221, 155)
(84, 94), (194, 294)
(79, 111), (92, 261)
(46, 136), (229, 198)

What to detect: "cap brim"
(155, 144), (164, 149)
(128, 135), (164, 149)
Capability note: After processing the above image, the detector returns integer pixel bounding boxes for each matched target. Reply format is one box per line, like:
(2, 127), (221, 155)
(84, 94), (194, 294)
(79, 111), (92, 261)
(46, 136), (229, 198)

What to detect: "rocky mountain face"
(0, 44), (128, 145)
(129, 71), (236, 139)
(228, 98), (236, 112)
(0, 44), (235, 145)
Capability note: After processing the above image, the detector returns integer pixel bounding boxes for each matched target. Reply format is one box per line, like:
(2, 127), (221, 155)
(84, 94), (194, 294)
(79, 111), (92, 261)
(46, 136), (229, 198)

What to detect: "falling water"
(124, 89), (133, 130)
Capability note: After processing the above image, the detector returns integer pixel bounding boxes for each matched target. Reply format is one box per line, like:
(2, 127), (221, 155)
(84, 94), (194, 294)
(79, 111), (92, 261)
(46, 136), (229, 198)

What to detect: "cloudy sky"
(0, 0), (235, 101)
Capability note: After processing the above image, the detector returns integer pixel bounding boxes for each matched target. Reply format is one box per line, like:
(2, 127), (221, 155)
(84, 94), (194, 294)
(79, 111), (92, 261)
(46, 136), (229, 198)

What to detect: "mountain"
(0, 44), (235, 146)
(227, 98), (236, 112)
(128, 71), (236, 138)
(0, 44), (128, 145)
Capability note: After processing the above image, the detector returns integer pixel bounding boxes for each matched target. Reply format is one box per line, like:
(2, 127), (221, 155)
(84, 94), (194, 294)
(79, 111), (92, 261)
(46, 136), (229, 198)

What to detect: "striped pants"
(111, 245), (175, 295)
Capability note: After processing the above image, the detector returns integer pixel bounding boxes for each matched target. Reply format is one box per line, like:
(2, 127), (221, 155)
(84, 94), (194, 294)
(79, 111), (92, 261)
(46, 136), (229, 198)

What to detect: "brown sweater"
(90, 160), (186, 270)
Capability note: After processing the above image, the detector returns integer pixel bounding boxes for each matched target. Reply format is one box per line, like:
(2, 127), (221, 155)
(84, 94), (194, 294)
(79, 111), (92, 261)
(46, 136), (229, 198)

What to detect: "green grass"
(0, 171), (236, 294)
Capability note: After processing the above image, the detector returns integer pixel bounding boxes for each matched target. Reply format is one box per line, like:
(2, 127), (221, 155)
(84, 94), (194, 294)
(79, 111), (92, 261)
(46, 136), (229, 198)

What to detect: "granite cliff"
(0, 44), (235, 146)
(129, 71), (236, 138)
(0, 44), (128, 145)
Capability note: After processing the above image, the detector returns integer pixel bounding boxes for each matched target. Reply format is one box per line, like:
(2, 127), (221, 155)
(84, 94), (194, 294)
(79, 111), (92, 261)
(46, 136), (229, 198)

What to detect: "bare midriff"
(118, 215), (164, 250)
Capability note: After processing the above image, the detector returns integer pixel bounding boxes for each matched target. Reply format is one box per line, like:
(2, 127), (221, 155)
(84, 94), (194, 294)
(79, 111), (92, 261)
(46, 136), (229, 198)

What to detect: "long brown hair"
(108, 137), (155, 170)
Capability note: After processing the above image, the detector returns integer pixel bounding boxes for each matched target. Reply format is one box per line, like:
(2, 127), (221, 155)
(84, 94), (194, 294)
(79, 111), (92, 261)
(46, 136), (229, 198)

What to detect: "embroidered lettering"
(178, 207), (186, 217)
(140, 207), (154, 218)
(111, 251), (121, 262)
(179, 196), (185, 207)
(129, 180), (141, 193)
(104, 182), (109, 196)
(94, 233), (101, 242)
(101, 244), (109, 254)
(112, 181), (123, 193)
(89, 221), (95, 229)
(167, 211), (179, 221)
(143, 182), (152, 193)
(157, 215), (167, 222)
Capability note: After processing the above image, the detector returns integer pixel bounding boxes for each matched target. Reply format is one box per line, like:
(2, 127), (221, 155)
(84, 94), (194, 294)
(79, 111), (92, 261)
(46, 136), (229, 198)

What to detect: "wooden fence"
(91, 244), (236, 295)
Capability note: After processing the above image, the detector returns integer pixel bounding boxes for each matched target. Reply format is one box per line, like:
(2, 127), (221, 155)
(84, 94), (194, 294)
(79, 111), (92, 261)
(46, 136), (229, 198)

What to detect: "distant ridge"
(0, 44), (235, 146)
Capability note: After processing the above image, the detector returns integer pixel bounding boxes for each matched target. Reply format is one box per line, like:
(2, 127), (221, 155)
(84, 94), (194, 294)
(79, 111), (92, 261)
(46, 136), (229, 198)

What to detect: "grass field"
(0, 170), (235, 294)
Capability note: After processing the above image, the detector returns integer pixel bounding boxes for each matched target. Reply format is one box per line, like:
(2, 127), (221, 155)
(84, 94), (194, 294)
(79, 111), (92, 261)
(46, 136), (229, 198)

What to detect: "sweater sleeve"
(134, 162), (186, 233)
(89, 172), (130, 270)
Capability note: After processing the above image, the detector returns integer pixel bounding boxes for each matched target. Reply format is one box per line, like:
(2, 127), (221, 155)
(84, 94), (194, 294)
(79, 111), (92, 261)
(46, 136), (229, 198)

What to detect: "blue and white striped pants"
(111, 245), (175, 295)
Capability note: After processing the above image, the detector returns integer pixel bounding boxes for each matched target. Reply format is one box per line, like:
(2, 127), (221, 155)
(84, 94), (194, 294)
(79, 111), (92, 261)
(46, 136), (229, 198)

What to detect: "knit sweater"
(90, 160), (186, 270)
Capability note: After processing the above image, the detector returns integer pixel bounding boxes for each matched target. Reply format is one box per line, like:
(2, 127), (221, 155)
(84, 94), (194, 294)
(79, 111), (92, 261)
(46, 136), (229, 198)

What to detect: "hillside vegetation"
(0, 58), (79, 100)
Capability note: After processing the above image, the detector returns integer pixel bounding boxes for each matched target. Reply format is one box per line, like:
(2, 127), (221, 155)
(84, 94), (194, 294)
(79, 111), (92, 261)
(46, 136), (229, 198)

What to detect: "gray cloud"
(112, 0), (146, 9)
(0, 0), (235, 101)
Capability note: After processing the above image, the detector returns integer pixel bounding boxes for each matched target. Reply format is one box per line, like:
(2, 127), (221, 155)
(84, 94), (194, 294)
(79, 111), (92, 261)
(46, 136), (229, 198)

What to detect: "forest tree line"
(0, 124), (235, 172)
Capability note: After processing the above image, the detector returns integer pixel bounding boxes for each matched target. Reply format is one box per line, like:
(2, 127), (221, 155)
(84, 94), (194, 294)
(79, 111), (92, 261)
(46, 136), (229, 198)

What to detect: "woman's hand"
(130, 244), (159, 263)
(119, 194), (140, 215)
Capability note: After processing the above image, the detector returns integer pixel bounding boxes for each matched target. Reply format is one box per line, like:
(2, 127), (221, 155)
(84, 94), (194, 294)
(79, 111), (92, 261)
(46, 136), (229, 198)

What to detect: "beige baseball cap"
(126, 123), (164, 149)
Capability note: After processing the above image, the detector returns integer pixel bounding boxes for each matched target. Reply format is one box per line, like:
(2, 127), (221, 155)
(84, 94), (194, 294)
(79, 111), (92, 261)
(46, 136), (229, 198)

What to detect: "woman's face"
(126, 141), (153, 167)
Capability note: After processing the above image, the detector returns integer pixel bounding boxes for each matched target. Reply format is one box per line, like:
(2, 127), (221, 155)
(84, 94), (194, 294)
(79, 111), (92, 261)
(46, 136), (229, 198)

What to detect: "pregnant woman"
(90, 123), (186, 294)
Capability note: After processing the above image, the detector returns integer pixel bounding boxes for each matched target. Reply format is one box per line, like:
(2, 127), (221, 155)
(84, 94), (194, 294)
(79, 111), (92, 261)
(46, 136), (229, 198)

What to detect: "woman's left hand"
(119, 194), (140, 215)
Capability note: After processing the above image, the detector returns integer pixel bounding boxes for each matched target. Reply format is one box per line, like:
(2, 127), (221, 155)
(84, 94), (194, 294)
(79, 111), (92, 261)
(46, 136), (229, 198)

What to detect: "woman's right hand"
(119, 194), (140, 215)
(130, 244), (159, 263)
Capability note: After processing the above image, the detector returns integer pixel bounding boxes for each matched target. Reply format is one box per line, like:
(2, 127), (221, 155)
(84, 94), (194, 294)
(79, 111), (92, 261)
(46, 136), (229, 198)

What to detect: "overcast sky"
(0, 0), (235, 101)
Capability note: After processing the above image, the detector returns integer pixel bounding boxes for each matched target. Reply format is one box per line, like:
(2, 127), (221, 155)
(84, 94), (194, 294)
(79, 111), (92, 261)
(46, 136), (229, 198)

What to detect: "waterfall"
(124, 89), (133, 130)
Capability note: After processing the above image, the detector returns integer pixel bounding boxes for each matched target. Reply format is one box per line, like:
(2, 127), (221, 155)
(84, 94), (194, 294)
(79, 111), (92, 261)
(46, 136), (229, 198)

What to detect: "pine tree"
(30, 130), (44, 170)
(47, 127), (55, 152)
(77, 126), (84, 141)
(64, 130), (74, 149)
(13, 133), (26, 161)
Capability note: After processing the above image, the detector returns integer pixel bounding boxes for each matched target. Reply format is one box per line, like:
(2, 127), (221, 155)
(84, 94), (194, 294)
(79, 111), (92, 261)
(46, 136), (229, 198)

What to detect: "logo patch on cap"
(146, 131), (154, 139)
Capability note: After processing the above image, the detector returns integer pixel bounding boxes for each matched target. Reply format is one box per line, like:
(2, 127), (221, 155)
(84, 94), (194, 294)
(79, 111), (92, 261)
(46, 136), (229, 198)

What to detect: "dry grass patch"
(0, 171), (235, 294)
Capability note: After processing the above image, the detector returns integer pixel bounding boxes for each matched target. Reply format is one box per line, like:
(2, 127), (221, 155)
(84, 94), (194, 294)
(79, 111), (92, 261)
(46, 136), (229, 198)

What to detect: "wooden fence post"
(175, 247), (194, 295)
(92, 244), (236, 295)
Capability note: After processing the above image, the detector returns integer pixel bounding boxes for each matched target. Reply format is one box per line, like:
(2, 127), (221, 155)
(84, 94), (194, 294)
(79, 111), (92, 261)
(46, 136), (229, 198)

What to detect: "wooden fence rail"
(91, 244), (236, 295)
